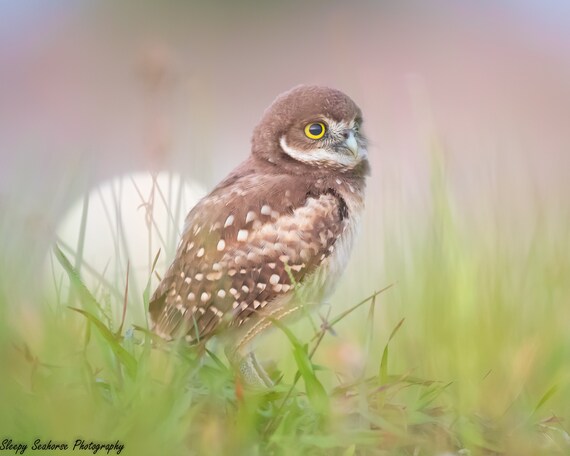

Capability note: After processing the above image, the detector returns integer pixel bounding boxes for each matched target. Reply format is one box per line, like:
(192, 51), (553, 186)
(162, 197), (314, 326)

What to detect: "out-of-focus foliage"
(1, 158), (569, 455)
(1, 2), (569, 454)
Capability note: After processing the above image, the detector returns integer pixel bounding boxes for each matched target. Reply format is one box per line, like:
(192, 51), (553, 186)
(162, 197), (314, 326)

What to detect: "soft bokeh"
(1, 2), (569, 455)
(1, 1), (569, 284)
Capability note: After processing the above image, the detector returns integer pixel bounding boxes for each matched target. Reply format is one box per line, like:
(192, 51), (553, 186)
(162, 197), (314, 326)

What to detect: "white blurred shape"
(54, 171), (206, 308)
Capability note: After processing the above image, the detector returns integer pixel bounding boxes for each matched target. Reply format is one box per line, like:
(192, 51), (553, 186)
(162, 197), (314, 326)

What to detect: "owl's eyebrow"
(301, 116), (330, 126)
(322, 118), (345, 131)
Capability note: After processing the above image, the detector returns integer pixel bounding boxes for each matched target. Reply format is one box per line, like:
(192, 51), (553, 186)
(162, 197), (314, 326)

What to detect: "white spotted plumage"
(149, 85), (369, 353)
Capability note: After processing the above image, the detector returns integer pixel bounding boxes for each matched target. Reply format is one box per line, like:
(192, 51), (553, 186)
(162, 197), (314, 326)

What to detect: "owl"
(149, 85), (369, 386)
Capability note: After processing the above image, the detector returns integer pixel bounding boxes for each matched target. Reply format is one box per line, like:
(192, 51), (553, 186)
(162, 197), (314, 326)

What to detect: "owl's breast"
(295, 192), (364, 308)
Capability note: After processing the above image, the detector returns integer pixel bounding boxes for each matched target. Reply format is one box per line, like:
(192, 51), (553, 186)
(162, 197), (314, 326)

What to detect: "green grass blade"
(379, 318), (405, 384)
(533, 384), (559, 416)
(416, 381), (453, 410)
(69, 307), (137, 380)
(53, 244), (101, 315)
(270, 318), (329, 415)
(143, 249), (161, 310)
(310, 285), (394, 343)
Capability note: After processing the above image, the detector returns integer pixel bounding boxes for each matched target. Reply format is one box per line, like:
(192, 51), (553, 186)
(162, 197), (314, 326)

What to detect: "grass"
(1, 153), (569, 455)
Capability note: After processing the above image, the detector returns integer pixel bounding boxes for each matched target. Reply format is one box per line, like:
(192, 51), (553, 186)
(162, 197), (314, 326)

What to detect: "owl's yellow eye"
(304, 122), (326, 140)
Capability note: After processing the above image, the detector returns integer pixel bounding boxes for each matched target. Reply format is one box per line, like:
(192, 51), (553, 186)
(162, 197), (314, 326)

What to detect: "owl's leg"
(226, 304), (301, 388)
(225, 346), (273, 388)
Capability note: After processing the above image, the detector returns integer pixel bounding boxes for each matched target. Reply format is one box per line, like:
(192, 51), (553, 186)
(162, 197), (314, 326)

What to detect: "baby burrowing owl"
(149, 85), (369, 386)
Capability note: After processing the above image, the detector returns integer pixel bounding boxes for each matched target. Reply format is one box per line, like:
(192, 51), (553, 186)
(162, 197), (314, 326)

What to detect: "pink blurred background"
(1, 1), (569, 290)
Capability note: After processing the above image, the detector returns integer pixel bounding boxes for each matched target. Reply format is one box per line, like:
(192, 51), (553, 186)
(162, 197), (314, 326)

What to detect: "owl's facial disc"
(279, 118), (367, 170)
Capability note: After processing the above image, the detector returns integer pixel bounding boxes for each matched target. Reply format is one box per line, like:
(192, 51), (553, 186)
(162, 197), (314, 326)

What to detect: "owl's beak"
(343, 130), (359, 158)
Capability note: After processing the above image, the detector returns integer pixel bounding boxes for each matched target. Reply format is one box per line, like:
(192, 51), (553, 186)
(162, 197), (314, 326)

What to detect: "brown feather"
(149, 162), (351, 342)
(149, 85), (369, 345)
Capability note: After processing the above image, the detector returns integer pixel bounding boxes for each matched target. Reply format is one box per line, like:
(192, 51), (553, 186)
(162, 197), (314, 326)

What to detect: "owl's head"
(251, 85), (368, 174)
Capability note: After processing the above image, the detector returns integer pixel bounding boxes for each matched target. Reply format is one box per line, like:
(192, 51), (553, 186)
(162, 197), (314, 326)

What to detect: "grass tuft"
(1, 162), (569, 455)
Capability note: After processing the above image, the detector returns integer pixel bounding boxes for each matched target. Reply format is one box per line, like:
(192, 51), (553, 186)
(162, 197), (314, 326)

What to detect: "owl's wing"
(149, 169), (348, 343)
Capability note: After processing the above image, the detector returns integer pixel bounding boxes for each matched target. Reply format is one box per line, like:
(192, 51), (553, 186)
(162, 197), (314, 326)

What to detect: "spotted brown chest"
(148, 161), (358, 343)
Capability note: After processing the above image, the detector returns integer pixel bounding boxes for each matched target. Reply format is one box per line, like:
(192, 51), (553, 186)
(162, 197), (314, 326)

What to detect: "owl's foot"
(226, 348), (273, 389)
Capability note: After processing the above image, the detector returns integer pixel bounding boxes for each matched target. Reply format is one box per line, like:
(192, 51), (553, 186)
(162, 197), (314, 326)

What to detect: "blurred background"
(0, 1), (569, 452)
(2, 0), (570, 369)
(1, 0), (570, 381)
(1, 1), (569, 284)
(0, 0), (569, 268)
